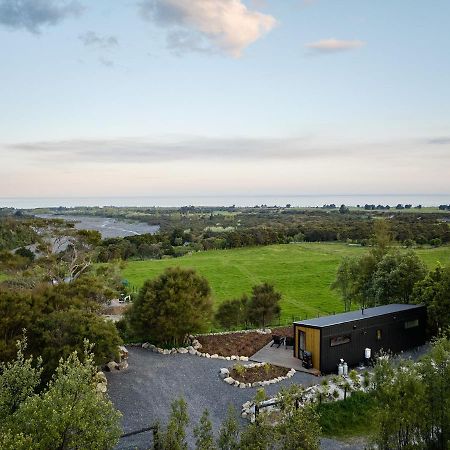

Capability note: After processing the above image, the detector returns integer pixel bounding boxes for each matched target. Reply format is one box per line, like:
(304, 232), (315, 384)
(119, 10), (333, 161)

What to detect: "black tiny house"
(293, 304), (427, 373)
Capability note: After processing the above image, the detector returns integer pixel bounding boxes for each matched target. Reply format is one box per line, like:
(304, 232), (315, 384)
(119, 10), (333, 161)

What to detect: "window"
(405, 319), (419, 329)
(376, 329), (382, 341)
(330, 335), (351, 347)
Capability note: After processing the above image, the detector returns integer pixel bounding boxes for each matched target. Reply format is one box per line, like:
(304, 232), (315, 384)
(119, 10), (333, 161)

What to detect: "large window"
(330, 335), (351, 347)
(405, 319), (419, 329)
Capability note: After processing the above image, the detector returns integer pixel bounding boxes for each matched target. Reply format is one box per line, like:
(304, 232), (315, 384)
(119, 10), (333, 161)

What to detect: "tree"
(217, 406), (240, 450)
(246, 283), (281, 328)
(370, 251), (427, 304)
(161, 398), (189, 450)
(0, 339), (122, 449)
(215, 296), (248, 329)
(413, 266), (450, 335)
(274, 385), (321, 450)
(127, 267), (213, 346)
(371, 335), (450, 449)
(194, 409), (216, 450)
(331, 257), (360, 311)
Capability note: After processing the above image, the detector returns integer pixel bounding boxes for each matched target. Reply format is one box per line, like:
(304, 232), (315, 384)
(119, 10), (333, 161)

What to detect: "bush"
(127, 267), (213, 347)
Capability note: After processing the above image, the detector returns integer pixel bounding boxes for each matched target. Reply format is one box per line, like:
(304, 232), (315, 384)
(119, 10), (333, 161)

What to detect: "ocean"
(0, 194), (448, 209)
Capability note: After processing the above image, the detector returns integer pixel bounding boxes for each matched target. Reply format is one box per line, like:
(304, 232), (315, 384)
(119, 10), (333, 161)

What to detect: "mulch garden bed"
(230, 363), (289, 384)
(196, 332), (272, 357)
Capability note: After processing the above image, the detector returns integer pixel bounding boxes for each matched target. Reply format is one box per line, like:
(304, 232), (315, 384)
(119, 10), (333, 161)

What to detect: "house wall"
(319, 306), (427, 373)
(294, 324), (321, 370)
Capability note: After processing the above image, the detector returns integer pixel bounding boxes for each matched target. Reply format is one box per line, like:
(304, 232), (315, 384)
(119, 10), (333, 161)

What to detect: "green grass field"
(122, 243), (450, 322)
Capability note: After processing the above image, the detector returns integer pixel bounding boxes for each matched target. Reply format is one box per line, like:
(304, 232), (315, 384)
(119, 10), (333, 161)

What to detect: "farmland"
(122, 243), (450, 322)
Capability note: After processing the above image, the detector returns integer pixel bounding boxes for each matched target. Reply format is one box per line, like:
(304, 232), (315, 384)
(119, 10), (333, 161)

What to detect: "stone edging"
(219, 363), (296, 389)
(194, 328), (272, 337)
(240, 372), (369, 421)
(128, 337), (250, 361)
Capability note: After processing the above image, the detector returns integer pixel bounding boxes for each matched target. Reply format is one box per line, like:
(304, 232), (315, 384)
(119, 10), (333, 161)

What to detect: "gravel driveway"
(106, 347), (365, 449)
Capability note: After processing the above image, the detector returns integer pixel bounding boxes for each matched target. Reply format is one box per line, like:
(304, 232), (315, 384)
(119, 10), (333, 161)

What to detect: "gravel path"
(107, 347), (320, 449)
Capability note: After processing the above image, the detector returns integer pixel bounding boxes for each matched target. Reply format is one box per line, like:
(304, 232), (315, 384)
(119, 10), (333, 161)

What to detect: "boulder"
(118, 360), (129, 370)
(224, 377), (235, 385)
(105, 361), (119, 371)
(211, 354), (218, 359)
(178, 347), (188, 354)
(142, 342), (150, 349)
(219, 368), (229, 378)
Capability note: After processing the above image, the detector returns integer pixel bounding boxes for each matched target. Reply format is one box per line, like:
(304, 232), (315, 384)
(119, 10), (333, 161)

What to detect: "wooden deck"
(250, 341), (321, 376)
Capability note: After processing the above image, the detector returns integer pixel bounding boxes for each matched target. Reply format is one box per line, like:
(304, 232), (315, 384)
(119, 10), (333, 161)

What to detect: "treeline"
(97, 217), (450, 262)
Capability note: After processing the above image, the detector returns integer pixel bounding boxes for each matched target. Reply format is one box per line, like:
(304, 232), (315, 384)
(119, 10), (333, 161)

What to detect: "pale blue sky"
(0, 0), (449, 198)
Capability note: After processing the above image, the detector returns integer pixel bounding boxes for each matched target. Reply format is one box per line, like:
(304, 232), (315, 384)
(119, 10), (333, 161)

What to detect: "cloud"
(427, 137), (450, 145)
(0, 0), (83, 33)
(79, 31), (119, 49)
(139, 0), (277, 57)
(98, 57), (115, 68)
(305, 38), (365, 54)
(6, 135), (449, 165)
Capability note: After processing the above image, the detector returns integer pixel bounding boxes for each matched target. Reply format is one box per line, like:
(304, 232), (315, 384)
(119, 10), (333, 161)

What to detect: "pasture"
(122, 243), (450, 322)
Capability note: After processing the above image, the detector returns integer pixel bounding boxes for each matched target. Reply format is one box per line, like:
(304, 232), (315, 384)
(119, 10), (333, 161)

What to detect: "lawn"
(122, 243), (450, 322)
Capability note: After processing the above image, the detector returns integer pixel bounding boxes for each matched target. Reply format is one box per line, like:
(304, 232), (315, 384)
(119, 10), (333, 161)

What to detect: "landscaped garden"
(230, 363), (289, 384)
(196, 332), (273, 357)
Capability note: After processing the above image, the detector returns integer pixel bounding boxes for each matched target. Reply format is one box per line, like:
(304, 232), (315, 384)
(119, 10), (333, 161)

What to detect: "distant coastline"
(0, 194), (449, 209)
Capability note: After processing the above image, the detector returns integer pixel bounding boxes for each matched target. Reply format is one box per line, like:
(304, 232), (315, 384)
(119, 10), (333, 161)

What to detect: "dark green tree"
(0, 339), (122, 450)
(413, 266), (450, 335)
(217, 406), (240, 450)
(215, 296), (248, 329)
(161, 398), (189, 450)
(246, 283), (281, 328)
(127, 267), (213, 346)
(194, 409), (216, 450)
(371, 251), (427, 304)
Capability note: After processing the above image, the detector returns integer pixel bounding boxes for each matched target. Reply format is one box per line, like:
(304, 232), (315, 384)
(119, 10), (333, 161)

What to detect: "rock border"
(240, 371), (370, 421)
(129, 335), (254, 361)
(220, 363), (296, 389)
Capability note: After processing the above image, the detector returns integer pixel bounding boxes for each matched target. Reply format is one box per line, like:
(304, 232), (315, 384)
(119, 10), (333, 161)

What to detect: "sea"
(0, 194), (449, 209)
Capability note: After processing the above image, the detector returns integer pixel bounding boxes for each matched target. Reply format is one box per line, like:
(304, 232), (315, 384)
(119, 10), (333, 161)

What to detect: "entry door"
(299, 331), (306, 359)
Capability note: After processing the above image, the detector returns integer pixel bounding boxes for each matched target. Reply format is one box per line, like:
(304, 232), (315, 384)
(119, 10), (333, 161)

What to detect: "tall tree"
(127, 267), (213, 346)
(371, 251), (427, 304)
(413, 266), (450, 335)
(246, 283), (281, 328)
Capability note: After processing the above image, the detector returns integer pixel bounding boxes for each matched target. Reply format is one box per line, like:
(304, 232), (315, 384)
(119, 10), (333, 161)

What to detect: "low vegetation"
(230, 363), (289, 384)
(195, 332), (272, 357)
(317, 391), (376, 439)
(0, 338), (122, 449)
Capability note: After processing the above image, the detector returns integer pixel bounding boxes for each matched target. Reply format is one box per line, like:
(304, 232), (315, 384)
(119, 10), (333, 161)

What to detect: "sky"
(0, 0), (449, 199)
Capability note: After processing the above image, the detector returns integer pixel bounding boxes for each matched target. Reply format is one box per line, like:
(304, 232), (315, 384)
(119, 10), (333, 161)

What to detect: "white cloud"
(140, 0), (277, 57)
(305, 38), (365, 54)
(79, 31), (119, 49)
(0, 0), (83, 33)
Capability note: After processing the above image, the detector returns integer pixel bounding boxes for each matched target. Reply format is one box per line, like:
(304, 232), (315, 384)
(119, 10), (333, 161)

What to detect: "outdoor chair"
(270, 335), (284, 348)
(284, 336), (294, 347)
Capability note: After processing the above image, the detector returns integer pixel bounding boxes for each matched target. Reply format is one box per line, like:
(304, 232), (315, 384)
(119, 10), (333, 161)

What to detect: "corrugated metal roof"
(294, 304), (424, 328)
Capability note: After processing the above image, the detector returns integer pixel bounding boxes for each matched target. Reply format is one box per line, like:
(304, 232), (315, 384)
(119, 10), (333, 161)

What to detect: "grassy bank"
(318, 391), (376, 439)
(121, 243), (450, 321)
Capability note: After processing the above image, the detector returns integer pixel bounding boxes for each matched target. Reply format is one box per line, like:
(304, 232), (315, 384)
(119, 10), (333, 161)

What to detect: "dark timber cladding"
(293, 304), (427, 373)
